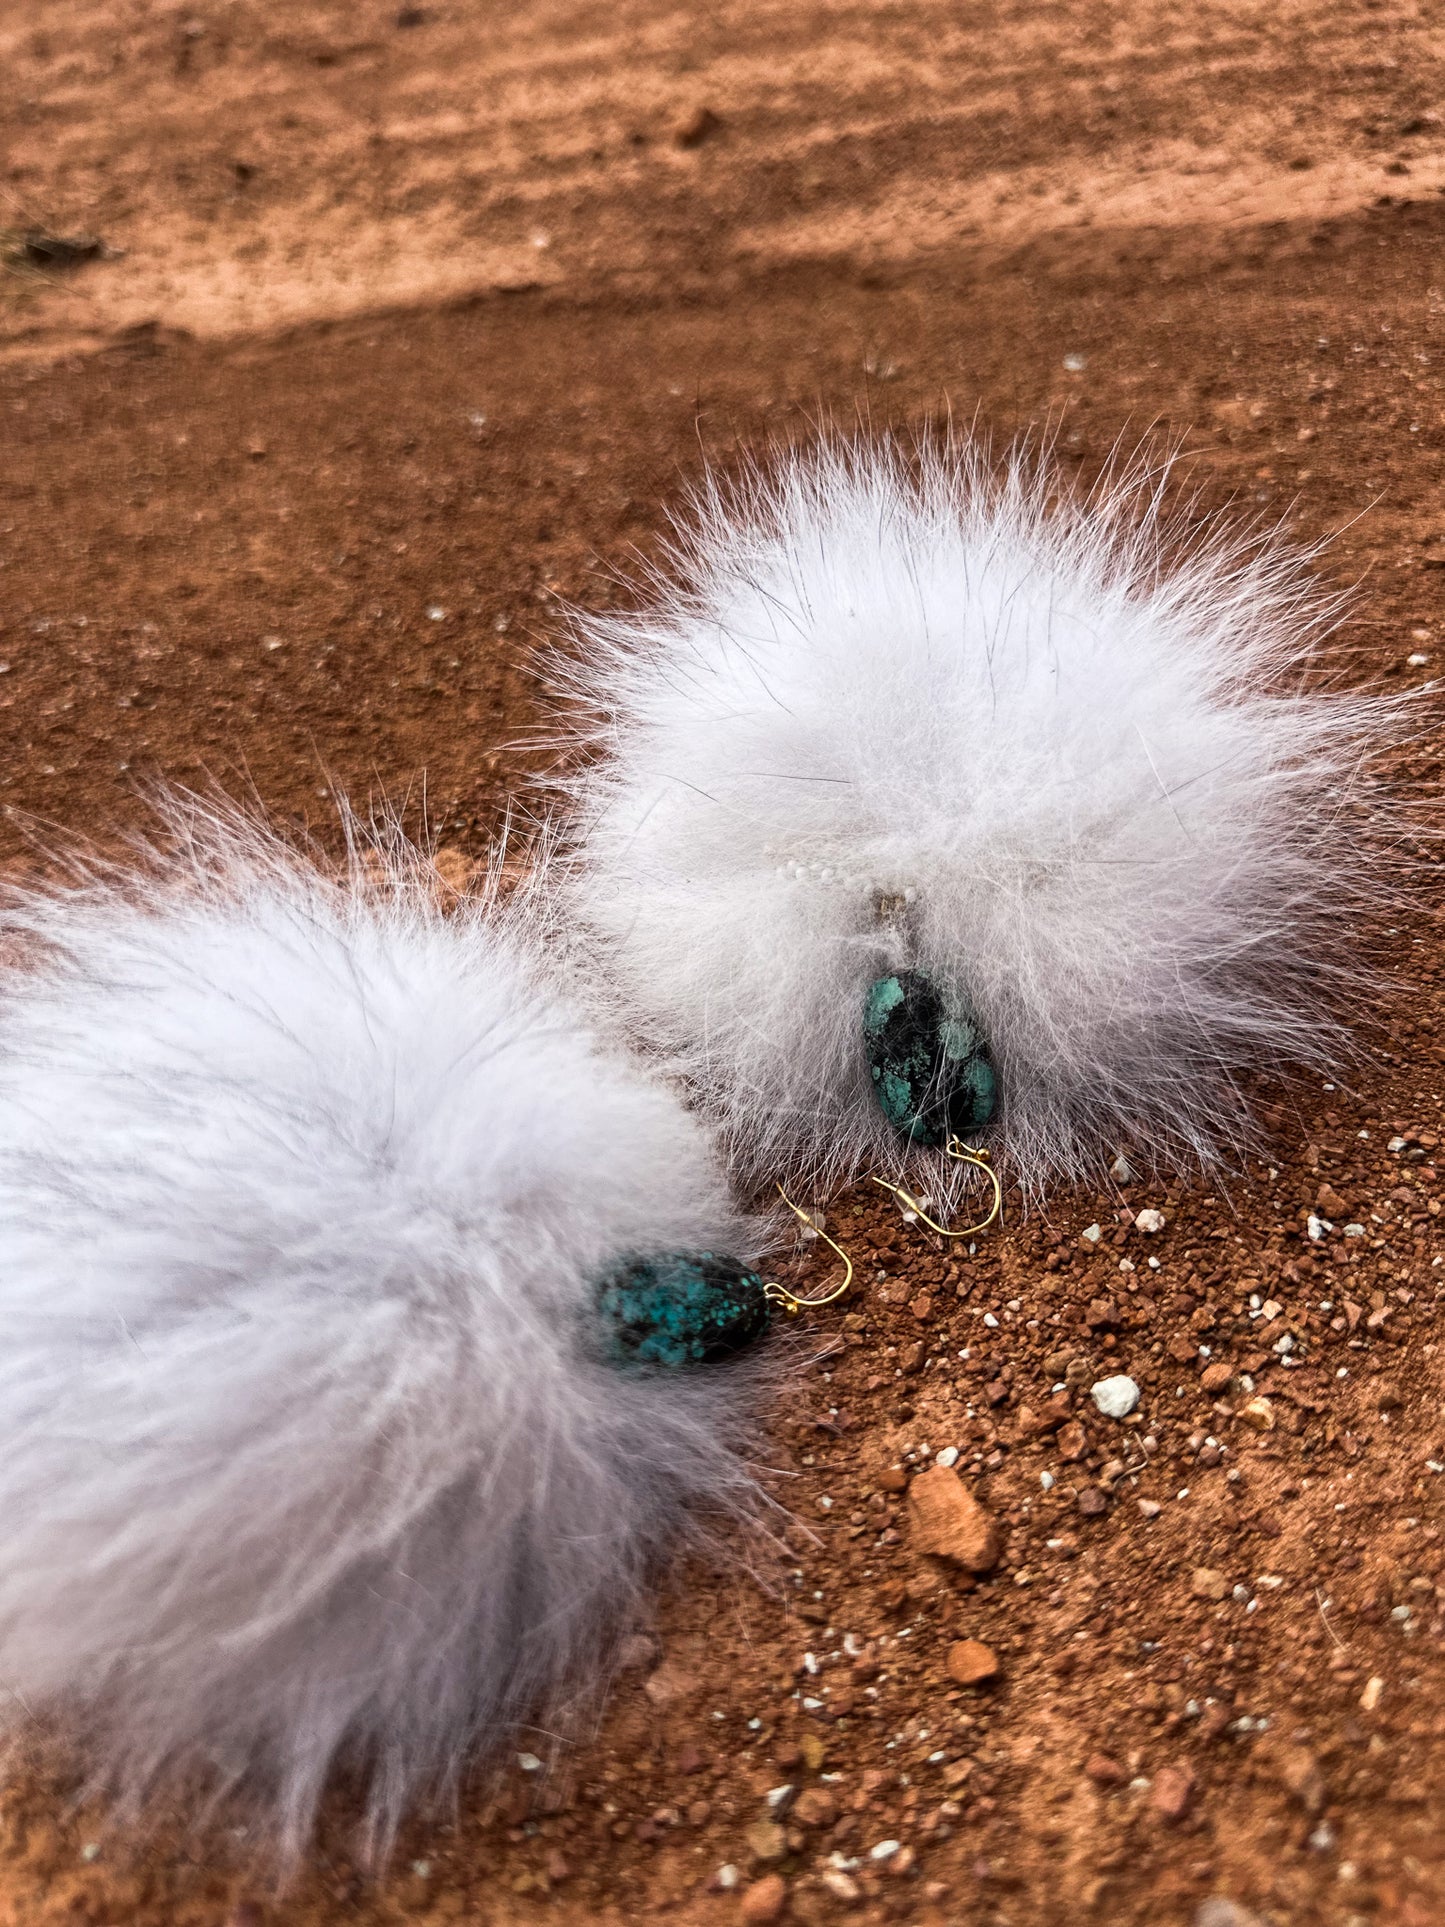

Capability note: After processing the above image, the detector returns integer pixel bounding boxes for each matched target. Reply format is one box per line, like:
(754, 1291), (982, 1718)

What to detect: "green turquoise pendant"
(596, 1253), (771, 1367)
(863, 970), (996, 1146)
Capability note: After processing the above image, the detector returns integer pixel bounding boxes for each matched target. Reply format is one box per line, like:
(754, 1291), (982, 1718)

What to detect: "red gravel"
(2, 3), (1445, 1924)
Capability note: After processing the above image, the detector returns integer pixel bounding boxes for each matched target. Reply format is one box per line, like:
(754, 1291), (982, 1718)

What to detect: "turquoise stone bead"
(863, 970), (996, 1146)
(596, 1253), (771, 1367)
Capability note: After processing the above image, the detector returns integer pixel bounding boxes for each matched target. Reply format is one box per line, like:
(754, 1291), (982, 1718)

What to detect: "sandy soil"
(2, 4), (1445, 1925)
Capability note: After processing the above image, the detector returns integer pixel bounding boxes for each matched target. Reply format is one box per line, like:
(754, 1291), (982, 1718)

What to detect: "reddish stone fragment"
(908, 1464), (1003, 1572)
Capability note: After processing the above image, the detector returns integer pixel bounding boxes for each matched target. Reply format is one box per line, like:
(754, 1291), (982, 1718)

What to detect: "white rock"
(1134, 1207), (1166, 1234)
(1081, 1222), (1102, 1244)
(1307, 1215), (1328, 1241)
(822, 1869), (862, 1901)
(870, 1839), (902, 1861)
(934, 1446), (960, 1468)
(1195, 1901), (1268, 1927)
(1091, 1374), (1141, 1419)
(1110, 1153), (1136, 1182)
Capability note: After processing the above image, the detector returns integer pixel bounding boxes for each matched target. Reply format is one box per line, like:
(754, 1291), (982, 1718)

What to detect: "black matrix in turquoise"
(596, 1253), (771, 1367)
(862, 970), (997, 1146)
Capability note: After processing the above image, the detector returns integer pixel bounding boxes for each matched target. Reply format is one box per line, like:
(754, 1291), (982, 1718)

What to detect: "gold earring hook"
(870, 1137), (1002, 1240)
(763, 1185), (855, 1316)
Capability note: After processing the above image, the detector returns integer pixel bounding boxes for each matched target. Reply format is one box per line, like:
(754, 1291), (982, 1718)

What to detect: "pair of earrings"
(0, 430), (1402, 1859)
(601, 964), (1004, 1364)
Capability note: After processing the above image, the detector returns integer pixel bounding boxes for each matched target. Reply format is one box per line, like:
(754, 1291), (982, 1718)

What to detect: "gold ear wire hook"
(870, 1138), (1003, 1240)
(763, 1185), (855, 1316)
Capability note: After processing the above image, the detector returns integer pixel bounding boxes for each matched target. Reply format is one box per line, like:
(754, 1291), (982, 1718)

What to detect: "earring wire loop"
(763, 1185), (855, 1315)
(762, 1142), (1000, 1318)
(869, 1138), (1002, 1239)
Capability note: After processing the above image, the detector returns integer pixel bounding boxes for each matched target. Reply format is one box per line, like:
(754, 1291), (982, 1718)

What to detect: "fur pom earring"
(561, 438), (1405, 1200)
(0, 803), (773, 1861)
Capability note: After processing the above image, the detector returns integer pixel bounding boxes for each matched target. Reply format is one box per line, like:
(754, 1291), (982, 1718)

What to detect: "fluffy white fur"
(561, 439), (1403, 1196)
(0, 806), (763, 1859)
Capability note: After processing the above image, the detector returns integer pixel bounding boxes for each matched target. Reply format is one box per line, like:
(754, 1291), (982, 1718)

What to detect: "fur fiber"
(0, 804), (764, 1860)
(561, 437), (1405, 1198)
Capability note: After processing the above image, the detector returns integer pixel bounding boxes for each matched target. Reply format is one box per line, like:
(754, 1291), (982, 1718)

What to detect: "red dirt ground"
(2, 4), (1445, 1925)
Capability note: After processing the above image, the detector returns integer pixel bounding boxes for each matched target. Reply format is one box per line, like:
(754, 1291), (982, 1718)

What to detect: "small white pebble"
(1062, 352), (1087, 372)
(716, 1864), (741, 1890)
(1081, 1223), (1102, 1244)
(517, 1752), (542, 1772)
(870, 1839), (902, 1861)
(934, 1446), (960, 1468)
(1134, 1208), (1166, 1234)
(1091, 1374), (1141, 1419)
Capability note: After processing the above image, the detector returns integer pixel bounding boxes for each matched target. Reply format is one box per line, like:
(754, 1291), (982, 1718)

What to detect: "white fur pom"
(562, 438), (1404, 1195)
(0, 806), (764, 1859)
